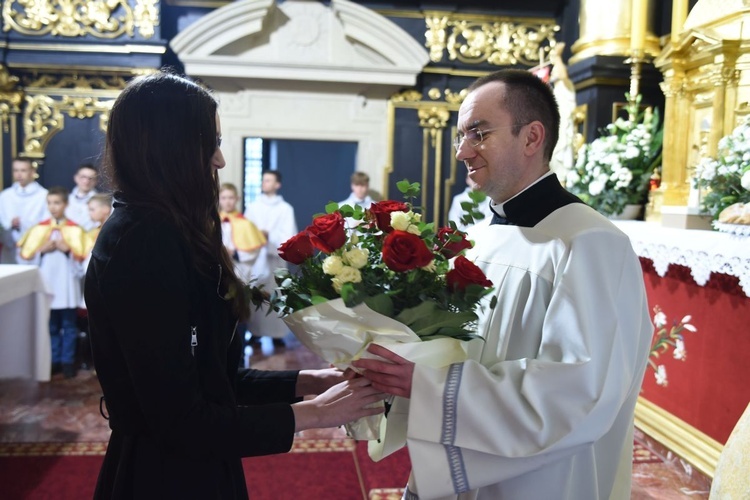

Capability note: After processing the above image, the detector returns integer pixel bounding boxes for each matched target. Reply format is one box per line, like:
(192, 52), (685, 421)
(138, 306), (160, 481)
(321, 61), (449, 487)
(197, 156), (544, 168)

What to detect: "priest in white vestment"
(0, 158), (49, 264)
(354, 70), (653, 500)
(244, 170), (298, 342)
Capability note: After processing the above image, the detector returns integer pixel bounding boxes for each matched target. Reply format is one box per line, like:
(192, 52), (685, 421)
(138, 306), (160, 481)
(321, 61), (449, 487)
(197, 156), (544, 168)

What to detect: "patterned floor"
(0, 334), (712, 498)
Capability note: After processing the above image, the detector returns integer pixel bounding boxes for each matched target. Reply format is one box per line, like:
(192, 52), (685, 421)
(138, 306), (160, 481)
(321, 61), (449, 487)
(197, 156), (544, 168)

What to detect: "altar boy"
(18, 186), (86, 379)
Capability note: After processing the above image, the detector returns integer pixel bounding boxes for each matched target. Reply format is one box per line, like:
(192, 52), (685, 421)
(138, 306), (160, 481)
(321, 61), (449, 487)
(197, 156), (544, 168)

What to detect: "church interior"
(1, 0), (749, 498)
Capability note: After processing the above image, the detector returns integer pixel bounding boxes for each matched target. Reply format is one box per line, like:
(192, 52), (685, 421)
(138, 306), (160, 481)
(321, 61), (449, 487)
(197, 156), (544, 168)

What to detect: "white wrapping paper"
(283, 298), (471, 448)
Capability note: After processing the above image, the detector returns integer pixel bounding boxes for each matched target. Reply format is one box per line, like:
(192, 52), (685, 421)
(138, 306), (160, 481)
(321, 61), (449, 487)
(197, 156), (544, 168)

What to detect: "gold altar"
(654, 0), (750, 228)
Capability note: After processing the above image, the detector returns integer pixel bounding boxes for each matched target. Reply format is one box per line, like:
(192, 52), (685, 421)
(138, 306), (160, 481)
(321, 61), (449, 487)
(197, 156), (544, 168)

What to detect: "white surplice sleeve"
(405, 218), (652, 499)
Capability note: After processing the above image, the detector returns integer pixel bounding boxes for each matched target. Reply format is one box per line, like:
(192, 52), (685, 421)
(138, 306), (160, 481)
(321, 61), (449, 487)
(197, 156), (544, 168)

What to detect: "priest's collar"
(489, 171), (584, 227)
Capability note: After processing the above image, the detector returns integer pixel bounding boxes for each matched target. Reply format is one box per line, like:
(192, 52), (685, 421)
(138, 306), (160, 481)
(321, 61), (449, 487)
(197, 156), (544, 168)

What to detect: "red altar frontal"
(614, 221), (750, 462)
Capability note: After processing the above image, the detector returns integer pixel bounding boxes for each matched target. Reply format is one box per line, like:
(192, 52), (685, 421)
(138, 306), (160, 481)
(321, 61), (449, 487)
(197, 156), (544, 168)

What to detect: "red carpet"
(0, 439), (410, 500)
(0, 439), (658, 499)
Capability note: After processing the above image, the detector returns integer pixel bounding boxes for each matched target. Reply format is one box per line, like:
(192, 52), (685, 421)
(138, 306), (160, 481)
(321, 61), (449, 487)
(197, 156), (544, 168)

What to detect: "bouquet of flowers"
(565, 94), (663, 217)
(693, 115), (750, 222)
(251, 180), (495, 441)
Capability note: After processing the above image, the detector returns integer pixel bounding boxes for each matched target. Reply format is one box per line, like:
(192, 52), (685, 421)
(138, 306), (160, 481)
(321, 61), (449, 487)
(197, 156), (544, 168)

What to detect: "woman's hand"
(296, 367), (356, 397)
(292, 377), (386, 431)
(351, 344), (414, 399)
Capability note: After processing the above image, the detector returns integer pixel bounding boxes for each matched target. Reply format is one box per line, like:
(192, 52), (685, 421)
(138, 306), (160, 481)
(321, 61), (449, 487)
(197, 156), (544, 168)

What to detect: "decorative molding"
(2, 0), (159, 39)
(391, 90), (422, 103)
(22, 93), (114, 160)
(170, 0), (429, 88)
(635, 397), (722, 478)
(5, 41), (165, 54)
(23, 74), (128, 92)
(0, 65), (24, 133)
(424, 12), (559, 66)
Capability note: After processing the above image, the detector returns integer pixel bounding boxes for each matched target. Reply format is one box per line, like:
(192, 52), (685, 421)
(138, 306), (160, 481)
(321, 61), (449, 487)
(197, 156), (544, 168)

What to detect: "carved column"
(659, 70), (689, 207)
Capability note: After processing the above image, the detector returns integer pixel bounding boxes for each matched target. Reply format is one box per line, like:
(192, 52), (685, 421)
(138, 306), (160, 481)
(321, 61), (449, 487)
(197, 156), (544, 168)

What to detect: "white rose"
(565, 170), (580, 188)
(742, 170), (750, 191)
(331, 266), (362, 293)
(589, 179), (605, 196)
(406, 224), (421, 235)
(322, 255), (344, 275)
(390, 211), (411, 231)
(343, 247), (369, 269)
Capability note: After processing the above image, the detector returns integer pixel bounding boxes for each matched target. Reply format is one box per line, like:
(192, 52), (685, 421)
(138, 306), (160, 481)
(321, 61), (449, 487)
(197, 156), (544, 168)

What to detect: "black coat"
(85, 203), (299, 499)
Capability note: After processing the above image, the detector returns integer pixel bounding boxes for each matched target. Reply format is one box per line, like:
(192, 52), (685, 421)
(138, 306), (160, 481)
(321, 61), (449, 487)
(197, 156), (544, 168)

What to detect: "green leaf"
(325, 201), (341, 214)
(395, 301), (477, 337)
(363, 293), (395, 317)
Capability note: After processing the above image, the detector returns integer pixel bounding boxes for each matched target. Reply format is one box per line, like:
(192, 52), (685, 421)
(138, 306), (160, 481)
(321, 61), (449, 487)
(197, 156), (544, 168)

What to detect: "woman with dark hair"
(85, 71), (385, 499)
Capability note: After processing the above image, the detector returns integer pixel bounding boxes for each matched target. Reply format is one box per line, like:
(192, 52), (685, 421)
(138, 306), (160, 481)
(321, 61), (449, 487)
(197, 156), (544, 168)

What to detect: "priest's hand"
(296, 367), (356, 397)
(352, 344), (414, 399)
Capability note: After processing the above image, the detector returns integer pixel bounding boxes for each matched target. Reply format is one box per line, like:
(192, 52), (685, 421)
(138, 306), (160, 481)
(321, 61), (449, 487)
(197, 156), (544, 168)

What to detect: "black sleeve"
(235, 368), (302, 405)
(98, 221), (294, 459)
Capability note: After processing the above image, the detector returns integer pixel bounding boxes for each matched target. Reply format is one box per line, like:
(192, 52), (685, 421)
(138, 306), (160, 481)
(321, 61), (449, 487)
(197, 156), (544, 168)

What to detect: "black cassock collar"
(490, 174), (584, 228)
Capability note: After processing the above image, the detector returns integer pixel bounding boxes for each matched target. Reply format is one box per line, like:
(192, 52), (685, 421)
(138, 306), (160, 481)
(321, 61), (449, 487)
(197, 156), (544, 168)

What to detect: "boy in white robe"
(244, 170), (297, 347)
(65, 164), (99, 231)
(354, 70), (653, 500)
(0, 157), (49, 263)
(19, 186), (85, 379)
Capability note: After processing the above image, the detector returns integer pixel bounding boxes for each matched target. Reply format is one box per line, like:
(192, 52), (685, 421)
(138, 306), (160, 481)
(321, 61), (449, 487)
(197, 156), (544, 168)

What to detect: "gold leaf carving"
(2, 0), (159, 39)
(418, 107), (450, 130)
(391, 89), (422, 102)
(23, 93), (114, 158)
(425, 14), (558, 66)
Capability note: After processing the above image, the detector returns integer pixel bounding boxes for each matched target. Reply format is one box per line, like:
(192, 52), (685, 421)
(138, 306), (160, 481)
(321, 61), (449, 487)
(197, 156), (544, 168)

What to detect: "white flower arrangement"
(693, 115), (750, 220)
(565, 94), (662, 217)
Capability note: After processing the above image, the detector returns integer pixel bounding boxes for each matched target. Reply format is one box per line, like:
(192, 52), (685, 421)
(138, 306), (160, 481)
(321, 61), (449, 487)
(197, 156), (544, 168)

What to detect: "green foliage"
(692, 116), (750, 221)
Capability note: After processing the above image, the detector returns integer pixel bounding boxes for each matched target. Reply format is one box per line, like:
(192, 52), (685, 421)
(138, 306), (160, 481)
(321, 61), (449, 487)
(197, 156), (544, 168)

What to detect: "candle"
(671, 0), (688, 46)
(630, 0), (647, 54)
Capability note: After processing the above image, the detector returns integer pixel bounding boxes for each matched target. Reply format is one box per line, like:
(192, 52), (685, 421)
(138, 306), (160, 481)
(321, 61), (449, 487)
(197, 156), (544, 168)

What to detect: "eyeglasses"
(216, 135), (223, 148)
(453, 123), (529, 152)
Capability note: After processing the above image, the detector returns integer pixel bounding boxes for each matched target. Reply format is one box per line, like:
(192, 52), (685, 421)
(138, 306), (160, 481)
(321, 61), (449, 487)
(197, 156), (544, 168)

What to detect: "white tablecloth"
(0, 265), (52, 381)
(612, 221), (750, 297)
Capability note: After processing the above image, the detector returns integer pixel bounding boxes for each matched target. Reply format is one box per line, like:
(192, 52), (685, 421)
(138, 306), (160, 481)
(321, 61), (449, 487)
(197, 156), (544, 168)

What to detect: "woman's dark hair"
(104, 71), (249, 319)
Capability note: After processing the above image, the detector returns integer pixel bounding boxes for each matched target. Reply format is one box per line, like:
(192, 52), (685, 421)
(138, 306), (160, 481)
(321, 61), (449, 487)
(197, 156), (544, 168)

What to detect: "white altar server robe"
(245, 194), (297, 338)
(0, 182), (49, 264)
(405, 202), (652, 499)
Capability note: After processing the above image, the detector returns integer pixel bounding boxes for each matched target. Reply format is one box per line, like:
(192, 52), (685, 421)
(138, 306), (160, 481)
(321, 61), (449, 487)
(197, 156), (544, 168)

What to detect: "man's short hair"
(13, 156), (34, 167)
(468, 69), (560, 162)
(77, 163), (98, 174)
(350, 172), (369, 186)
(220, 182), (239, 196)
(47, 186), (69, 203)
(88, 193), (113, 207)
(262, 170), (281, 183)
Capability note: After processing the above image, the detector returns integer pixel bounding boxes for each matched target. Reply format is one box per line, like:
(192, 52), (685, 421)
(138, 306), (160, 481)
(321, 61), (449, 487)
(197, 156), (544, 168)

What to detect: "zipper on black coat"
(190, 326), (198, 356)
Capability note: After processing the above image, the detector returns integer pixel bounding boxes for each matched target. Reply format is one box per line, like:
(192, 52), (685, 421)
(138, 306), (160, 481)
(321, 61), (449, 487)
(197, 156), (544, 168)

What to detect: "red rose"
(435, 227), (472, 258)
(278, 232), (314, 265)
(446, 256), (493, 291)
(369, 200), (409, 232)
(307, 212), (346, 253)
(382, 230), (434, 272)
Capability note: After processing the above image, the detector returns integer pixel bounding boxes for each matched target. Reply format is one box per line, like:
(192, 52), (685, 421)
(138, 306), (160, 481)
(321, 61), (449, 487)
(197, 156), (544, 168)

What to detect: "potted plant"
(693, 115), (750, 229)
(565, 94), (663, 219)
